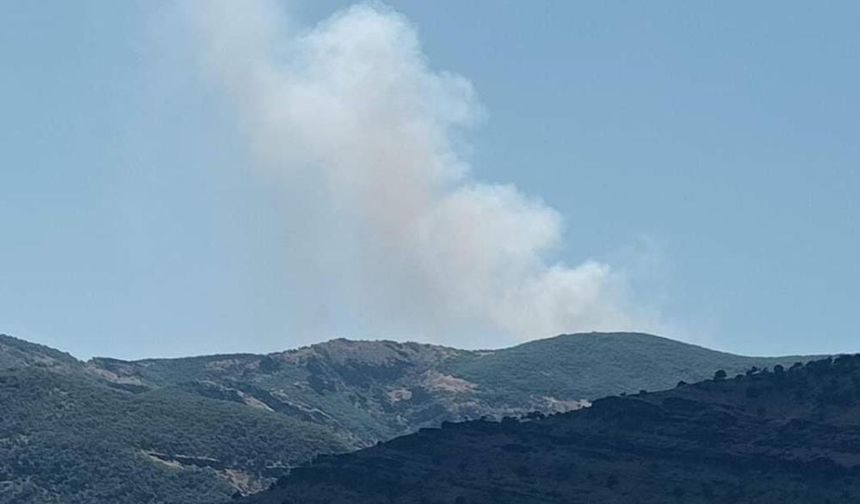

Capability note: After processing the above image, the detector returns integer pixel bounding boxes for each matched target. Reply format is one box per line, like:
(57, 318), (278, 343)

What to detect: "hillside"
(0, 338), (347, 503)
(441, 332), (811, 407)
(0, 334), (80, 372)
(0, 332), (816, 503)
(244, 354), (860, 504)
(88, 333), (813, 443)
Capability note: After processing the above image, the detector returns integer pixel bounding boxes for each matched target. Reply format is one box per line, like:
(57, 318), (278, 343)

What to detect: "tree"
(713, 370), (727, 381)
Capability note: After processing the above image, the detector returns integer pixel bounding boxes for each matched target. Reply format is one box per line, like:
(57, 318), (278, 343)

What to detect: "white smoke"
(181, 1), (660, 347)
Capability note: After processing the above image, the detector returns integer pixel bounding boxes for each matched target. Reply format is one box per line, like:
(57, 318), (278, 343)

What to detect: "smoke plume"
(182, 1), (659, 347)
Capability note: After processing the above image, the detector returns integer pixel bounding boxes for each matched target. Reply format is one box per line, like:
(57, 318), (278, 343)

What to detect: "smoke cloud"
(181, 1), (660, 347)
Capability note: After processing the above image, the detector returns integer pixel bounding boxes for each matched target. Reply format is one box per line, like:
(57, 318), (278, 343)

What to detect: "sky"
(1, 1), (858, 360)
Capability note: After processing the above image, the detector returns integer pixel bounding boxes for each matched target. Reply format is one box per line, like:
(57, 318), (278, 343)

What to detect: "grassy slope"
(445, 332), (814, 402)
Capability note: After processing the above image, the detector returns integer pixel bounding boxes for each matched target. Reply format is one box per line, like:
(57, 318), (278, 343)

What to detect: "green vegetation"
(0, 334), (79, 371)
(0, 366), (346, 503)
(247, 354), (860, 504)
(0, 332), (820, 503)
(443, 332), (811, 404)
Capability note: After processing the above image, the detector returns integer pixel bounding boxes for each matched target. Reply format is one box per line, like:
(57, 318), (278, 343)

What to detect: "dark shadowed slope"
(244, 355), (860, 504)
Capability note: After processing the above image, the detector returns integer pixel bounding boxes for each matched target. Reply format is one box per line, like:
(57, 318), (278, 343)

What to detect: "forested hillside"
(246, 355), (860, 504)
(0, 332), (814, 503)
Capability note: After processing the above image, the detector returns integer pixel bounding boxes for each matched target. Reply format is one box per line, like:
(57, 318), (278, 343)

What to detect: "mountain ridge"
(0, 331), (823, 503)
(243, 353), (860, 503)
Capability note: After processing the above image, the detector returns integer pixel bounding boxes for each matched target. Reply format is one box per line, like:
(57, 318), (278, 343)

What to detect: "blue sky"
(1, 1), (858, 359)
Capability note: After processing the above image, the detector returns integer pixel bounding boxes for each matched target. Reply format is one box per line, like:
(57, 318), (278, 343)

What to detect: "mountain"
(0, 332), (815, 503)
(0, 335), (347, 504)
(86, 333), (813, 444)
(440, 332), (814, 407)
(243, 354), (860, 504)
